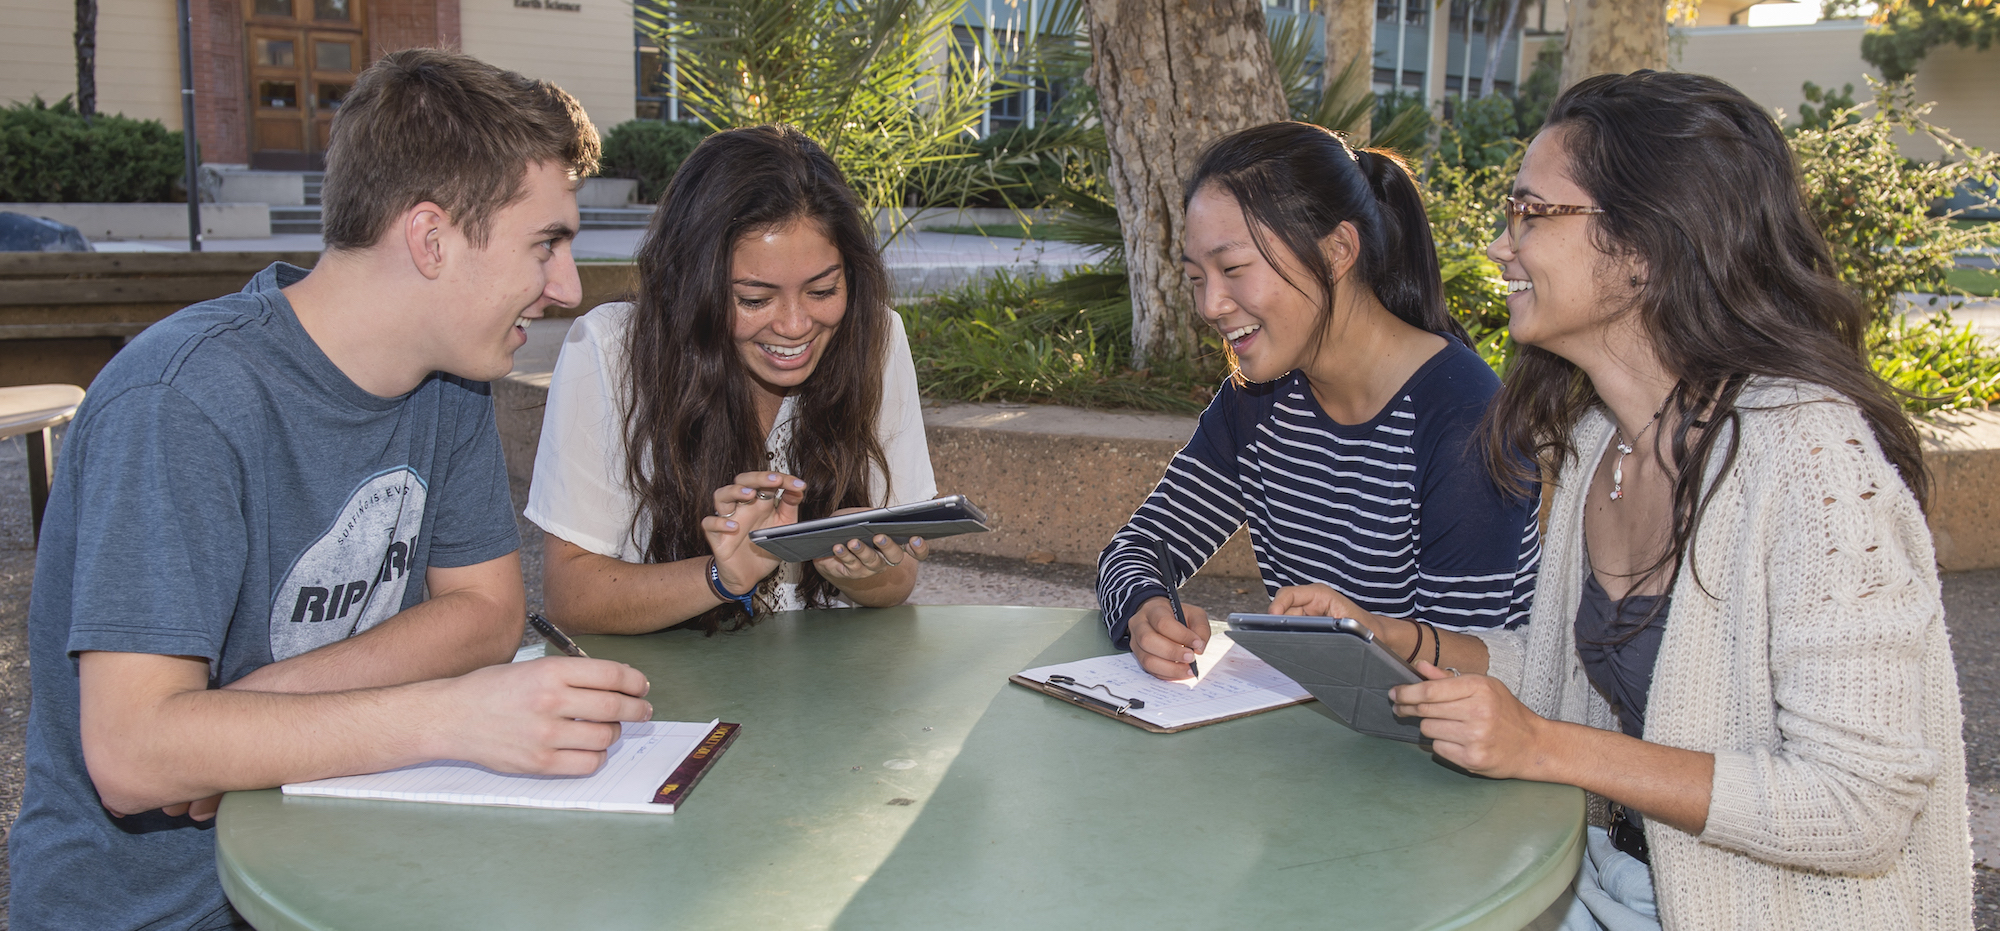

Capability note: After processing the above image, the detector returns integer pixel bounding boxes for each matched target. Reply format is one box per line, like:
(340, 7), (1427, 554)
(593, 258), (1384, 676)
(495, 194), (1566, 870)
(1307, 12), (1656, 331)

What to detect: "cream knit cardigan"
(1471, 379), (1973, 930)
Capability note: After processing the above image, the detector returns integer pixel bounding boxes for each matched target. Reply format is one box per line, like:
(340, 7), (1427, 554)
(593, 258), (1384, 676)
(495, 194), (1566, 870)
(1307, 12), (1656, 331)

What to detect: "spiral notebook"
(282, 720), (739, 814)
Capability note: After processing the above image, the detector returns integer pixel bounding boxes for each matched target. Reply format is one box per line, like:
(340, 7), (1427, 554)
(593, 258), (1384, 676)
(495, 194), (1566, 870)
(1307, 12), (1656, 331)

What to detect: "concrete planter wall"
(494, 359), (2000, 577)
(578, 178), (639, 208)
(0, 203), (271, 241)
(201, 169), (305, 207)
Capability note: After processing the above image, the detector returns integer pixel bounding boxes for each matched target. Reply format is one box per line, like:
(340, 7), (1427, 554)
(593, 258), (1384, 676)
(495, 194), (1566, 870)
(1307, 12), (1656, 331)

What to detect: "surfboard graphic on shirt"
(268, 467), (428, 662)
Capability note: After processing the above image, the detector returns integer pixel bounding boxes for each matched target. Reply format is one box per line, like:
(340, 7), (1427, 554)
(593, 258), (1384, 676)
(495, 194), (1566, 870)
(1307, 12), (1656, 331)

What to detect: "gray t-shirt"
(9, 263), (520, 931)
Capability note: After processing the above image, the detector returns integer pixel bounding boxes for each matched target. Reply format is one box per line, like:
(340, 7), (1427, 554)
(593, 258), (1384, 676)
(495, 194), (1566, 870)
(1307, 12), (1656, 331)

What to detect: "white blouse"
(524, 301), (938, 610)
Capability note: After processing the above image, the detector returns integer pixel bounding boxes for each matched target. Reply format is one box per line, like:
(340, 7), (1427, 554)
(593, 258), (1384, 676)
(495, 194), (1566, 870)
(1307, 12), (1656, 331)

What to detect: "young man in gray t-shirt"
(10, 50), (653, 931)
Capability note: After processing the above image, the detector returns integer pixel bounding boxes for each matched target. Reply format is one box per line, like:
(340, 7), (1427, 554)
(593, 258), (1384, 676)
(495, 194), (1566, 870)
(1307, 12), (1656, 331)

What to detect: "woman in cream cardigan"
(1271, 71), (1971, 929)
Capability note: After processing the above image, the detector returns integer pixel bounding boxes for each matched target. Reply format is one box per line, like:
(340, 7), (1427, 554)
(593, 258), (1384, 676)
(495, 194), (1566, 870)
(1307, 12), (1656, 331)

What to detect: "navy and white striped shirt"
(1097, 342), (1539, 648)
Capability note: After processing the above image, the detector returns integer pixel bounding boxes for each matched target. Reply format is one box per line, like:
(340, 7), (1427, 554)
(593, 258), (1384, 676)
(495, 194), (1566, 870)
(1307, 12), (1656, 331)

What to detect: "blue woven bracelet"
(707, 557), (757, 616)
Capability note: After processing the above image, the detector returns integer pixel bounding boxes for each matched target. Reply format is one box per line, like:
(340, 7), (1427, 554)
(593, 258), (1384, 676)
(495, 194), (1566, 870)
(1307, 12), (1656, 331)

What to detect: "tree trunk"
(74, 0), (96, 118)
(1559, 0), (1666, 89)
(1084, 0), (1288, 369)
(1478, 0), (1521, 97)
(1323, 0), (1374, 139)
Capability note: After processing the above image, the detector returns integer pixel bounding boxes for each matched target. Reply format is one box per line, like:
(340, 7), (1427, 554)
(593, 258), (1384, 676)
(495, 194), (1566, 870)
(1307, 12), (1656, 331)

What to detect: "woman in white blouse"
(526, 125), (936, 634)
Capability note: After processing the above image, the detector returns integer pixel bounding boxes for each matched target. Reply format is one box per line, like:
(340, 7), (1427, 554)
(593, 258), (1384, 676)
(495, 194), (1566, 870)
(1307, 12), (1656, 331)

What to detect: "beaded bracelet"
(707, 556), (756, 616)
(1421, 620), (1441, 667)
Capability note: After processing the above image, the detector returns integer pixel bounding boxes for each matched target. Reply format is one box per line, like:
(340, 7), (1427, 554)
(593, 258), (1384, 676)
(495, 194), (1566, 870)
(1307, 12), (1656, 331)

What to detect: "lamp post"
(176, 0), (200, 252)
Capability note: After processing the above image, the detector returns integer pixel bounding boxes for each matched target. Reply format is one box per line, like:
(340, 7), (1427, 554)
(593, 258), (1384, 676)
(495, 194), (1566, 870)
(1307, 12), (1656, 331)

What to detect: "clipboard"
(1007, 674), (1306, 734)
(1009, 632), (1315, 734)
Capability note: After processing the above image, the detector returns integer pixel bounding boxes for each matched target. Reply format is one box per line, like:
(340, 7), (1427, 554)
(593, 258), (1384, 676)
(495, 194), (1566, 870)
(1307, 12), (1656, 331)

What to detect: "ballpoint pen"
(1149, 535), (1197, 677)
(527, 612), (589, 658)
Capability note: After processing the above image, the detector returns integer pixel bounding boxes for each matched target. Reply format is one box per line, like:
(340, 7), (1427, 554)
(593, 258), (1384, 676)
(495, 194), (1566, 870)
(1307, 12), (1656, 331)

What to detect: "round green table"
(217, 606), (1583, 930)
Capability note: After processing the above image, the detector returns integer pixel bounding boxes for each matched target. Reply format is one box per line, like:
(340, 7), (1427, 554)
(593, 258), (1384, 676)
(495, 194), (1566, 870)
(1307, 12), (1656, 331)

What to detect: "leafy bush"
(1796, 81), (1860, 131)
(902, 269), (1225, 412)
(1437, 95), (1523, 173)
(1422, 158), (1518, 372)
(1513, 43), (1563, 138)
(0, 96), (185, 203)
(599, 119), (705, 204)
(1870, 314), (2000, 412)
(1788, 80), (1997, 322)
(1859, 0), (1999, 81)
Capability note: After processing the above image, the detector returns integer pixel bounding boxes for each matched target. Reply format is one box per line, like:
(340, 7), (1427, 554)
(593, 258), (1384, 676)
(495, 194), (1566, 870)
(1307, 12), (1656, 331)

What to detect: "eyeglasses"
(1501, 195), (1605, 241)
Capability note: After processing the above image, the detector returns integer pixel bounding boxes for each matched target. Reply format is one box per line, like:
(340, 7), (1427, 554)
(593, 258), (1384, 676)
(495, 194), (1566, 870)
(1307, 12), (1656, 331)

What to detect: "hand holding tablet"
(749, 495), (990, 563)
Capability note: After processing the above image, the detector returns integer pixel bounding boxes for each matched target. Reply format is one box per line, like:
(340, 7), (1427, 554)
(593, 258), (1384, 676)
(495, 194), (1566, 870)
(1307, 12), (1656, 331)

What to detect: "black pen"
(1148, 535), (1197, 677)
(527, 613), (589, 658)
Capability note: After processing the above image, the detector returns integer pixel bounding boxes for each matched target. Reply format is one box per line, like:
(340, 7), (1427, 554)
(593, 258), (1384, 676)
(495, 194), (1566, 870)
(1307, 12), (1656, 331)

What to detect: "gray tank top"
(1574, 548), (1671, 740)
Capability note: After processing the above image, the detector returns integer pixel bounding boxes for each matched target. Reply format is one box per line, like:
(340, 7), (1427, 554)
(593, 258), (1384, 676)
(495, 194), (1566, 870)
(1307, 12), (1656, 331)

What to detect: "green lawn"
(1947, 266), (2000, 298)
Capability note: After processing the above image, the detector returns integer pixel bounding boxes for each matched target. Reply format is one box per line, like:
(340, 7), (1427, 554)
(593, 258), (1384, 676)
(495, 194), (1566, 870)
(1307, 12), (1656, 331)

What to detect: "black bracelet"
(1421, 620), (1441, 667)
(1404, 621), (1425, 664)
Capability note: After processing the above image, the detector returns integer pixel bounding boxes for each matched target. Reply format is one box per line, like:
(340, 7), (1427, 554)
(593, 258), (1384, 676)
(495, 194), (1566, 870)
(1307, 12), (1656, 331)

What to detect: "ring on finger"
(756, 489), (777, 500)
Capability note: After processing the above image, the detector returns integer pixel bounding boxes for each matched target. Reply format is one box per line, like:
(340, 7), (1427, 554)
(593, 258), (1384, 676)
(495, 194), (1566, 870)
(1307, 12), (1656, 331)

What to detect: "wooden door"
(244, 0), (365, 169)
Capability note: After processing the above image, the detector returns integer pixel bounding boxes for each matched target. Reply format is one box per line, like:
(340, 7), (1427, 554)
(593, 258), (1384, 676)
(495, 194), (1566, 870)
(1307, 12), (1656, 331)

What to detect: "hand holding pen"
(1125, 537), (1212, 681)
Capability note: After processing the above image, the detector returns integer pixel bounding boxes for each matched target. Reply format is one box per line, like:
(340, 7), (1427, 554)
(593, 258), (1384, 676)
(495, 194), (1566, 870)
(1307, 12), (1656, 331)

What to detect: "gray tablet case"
(748, 495), (989, 563)
(1226, 624), (1428, 743)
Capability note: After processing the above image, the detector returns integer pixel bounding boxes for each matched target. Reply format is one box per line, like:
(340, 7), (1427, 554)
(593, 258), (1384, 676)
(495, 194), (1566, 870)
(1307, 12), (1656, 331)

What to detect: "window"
(316, 82), (350, 109)
(260, 80), (299, 108)
(257, 38), (296, 67)
(314, 40), (351, 72)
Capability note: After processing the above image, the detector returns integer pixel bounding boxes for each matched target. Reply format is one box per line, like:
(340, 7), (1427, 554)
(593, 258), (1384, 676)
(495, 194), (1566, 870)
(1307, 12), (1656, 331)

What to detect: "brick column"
(190, 0), (249, 165)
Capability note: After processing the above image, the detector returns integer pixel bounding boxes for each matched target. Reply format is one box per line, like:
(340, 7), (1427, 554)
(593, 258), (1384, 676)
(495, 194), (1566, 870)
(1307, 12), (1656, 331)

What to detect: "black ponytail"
(1185, 121), (1467, 348)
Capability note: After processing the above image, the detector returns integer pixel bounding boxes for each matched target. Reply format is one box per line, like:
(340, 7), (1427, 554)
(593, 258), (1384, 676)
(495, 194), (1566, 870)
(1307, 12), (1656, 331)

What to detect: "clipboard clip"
(1046, 675), (1147, 714)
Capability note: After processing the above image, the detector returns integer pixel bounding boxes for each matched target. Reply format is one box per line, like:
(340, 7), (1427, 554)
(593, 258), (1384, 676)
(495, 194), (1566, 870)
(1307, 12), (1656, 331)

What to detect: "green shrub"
(903, 269), (1226, 412)
(1789, 80), (1997, 323)
(599, 119), (704, 204)
(0, 96), (185, 203)
(1870, 314), (2000, 412)
(1513, 43), (1563, 138)
(1437, 96), (1523, 172)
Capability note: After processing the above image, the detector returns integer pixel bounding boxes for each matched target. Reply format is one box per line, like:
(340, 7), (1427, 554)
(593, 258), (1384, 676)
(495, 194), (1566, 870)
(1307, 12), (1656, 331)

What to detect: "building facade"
(1, 0), (628, 168)
(1, 0), (1991, 169)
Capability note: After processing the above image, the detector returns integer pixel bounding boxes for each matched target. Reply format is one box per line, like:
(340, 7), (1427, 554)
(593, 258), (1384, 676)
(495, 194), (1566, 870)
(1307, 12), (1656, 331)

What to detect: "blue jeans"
(1555, 825), (1661, 931)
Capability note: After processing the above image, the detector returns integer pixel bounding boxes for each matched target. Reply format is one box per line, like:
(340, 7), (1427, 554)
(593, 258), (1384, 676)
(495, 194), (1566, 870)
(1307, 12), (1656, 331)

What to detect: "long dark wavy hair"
(624, 124), (891, 634)
(1184, 120), (1469, 382)
(1480, 71), (1928, 598)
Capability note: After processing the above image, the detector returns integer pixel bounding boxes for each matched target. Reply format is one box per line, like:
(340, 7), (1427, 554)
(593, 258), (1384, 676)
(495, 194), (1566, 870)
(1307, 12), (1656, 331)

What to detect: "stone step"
(301, 171), (324, 207)
(269, 205), (321, 235)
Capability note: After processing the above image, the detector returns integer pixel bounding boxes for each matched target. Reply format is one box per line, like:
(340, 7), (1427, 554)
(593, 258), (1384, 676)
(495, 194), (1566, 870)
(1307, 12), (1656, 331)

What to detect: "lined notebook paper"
(1016, 631), (1312, 731)
(282, 720), (735, 814)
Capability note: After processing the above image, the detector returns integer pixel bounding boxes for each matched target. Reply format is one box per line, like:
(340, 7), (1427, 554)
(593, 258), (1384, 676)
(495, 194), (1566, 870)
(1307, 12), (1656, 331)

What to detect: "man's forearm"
(81, 649), (651, 816)
(84, 656), (438, 814)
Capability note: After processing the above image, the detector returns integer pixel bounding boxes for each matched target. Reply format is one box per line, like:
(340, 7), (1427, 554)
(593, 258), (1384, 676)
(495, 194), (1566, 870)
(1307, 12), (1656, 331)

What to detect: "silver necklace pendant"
(1610, 438), (1634, 501)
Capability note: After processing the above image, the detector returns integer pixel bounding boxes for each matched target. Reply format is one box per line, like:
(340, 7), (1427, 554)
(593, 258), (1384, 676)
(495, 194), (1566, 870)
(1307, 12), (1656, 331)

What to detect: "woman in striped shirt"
(1098, 121), (1539, 679)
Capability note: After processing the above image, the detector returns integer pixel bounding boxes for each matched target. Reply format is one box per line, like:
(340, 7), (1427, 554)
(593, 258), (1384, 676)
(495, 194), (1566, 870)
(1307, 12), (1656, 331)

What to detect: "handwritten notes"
(1018, 632), (1312, 730)
(282, 720), (721, 814)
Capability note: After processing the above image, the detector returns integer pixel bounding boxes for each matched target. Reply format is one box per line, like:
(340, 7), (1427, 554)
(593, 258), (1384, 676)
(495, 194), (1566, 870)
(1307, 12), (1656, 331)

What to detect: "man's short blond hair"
(320, 48), (600, 251)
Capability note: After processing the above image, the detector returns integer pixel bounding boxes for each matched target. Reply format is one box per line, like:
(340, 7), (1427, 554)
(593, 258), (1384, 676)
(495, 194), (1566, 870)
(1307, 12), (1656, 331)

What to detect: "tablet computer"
(1224, 613), (1427, 743)
(748, 495), (990, 563)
